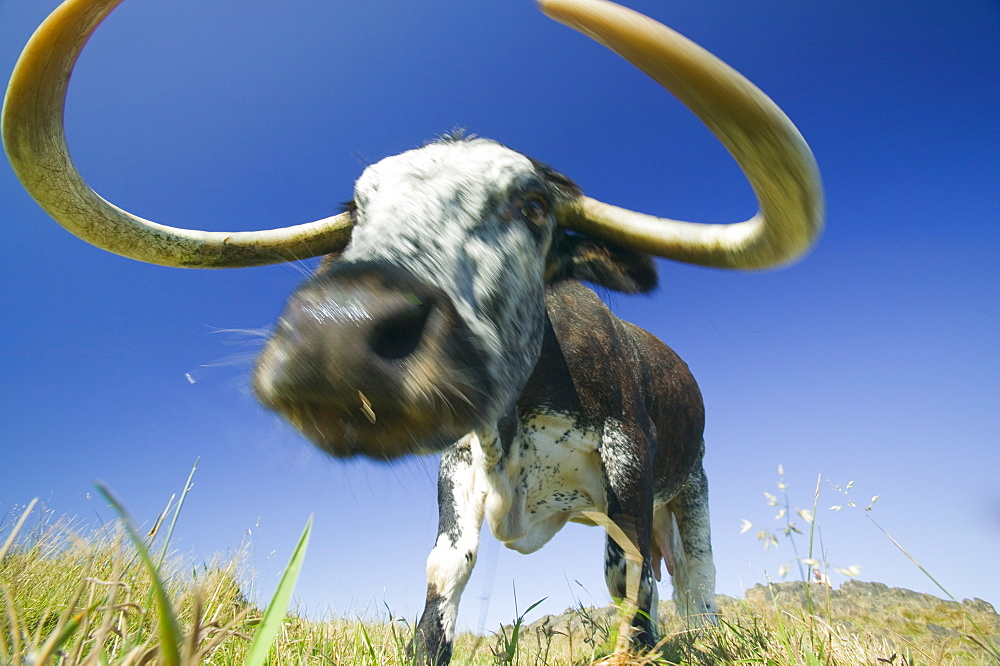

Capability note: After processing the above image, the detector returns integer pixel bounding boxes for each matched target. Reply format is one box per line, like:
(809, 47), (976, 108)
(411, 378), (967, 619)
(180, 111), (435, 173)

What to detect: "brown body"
(530, 281), (706, 497)
(411, 280), (716, 665)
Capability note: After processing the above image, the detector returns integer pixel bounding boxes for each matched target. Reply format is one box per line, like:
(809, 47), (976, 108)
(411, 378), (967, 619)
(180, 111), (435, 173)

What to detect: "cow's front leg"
(411, 436), (485, 666)
(600, 424), (660, 652)
(603, 529), (660, 650)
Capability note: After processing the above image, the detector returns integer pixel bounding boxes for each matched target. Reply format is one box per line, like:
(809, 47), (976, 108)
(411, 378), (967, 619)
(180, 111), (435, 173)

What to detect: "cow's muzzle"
(253, 262), (492, 459)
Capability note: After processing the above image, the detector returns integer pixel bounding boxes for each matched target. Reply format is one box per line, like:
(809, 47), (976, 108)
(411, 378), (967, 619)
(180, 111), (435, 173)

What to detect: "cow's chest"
(476, 412), (609, 554)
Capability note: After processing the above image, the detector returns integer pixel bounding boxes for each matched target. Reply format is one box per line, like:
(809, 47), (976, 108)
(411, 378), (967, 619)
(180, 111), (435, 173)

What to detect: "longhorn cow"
(3, 0), (822, 662)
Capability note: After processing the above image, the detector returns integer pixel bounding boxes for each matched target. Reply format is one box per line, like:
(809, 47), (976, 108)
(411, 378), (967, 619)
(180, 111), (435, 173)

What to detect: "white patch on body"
(474, 414), (715, 623)
(475, 412), (606, 554)
(598, 418), (641, 493)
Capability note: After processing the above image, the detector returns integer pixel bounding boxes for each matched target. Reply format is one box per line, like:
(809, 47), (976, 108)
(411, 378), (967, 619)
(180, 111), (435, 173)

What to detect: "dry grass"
(498, 584), (1000, 666)
(3, 467), (999, 665)
(3, 511), (999, 665)
(0, 502), (255, 664)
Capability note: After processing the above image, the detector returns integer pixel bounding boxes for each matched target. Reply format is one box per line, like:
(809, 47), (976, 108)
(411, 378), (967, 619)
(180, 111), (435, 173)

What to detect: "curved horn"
(2, 0), (352, 268)
(540, 0), (824, 269)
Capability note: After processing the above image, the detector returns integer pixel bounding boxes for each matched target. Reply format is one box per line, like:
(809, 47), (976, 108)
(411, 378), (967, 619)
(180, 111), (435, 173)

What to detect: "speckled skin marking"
(251, 138), (717, 664)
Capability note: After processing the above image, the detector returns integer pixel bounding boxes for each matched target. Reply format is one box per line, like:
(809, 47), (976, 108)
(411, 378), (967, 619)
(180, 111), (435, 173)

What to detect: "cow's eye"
(520, 196), (548, 227)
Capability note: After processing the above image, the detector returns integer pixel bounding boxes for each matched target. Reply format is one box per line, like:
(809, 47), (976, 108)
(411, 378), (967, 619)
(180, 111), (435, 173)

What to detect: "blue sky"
(1, 0), (998, 633)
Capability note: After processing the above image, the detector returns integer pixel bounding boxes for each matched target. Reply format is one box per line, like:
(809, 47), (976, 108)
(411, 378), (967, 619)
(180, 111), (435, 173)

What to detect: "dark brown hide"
(524, 280), (705, 499)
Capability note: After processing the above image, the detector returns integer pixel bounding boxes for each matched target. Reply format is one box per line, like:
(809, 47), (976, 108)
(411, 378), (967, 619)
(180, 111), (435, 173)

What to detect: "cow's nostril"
(370, 300), (433, 360)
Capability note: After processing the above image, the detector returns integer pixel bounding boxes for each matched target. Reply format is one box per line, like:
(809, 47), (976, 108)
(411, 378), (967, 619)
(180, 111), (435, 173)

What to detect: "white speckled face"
(341, 138), (558, 423)
(253, 138), (581, 458)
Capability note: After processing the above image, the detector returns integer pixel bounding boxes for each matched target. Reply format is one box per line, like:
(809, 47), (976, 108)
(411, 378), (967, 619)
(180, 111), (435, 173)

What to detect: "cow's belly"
(478, 412), (607, 554)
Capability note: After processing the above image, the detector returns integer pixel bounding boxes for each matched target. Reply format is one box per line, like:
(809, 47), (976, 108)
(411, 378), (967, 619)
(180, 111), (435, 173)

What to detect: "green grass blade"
(141, 459), (200, 646)
(357, 621), (380, 665)
(30, 609), (85, 663)
(95, 482), (182, 666)
(244, 514), (313, 666)
(502, 596), (546, 663)
(156, 458), (199, 569)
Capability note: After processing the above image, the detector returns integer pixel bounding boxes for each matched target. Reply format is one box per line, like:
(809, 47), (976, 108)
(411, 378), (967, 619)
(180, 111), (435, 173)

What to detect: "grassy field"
(2, 485), (999, 665)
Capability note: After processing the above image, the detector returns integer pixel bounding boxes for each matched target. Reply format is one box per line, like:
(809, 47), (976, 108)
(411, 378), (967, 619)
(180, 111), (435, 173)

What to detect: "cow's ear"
(549, 234), (658, 294)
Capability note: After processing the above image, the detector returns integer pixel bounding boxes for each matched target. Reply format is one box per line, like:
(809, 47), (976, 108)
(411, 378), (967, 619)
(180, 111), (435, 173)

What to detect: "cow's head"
(3, 0), (823, 459)
(252, 137), (659, 457)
